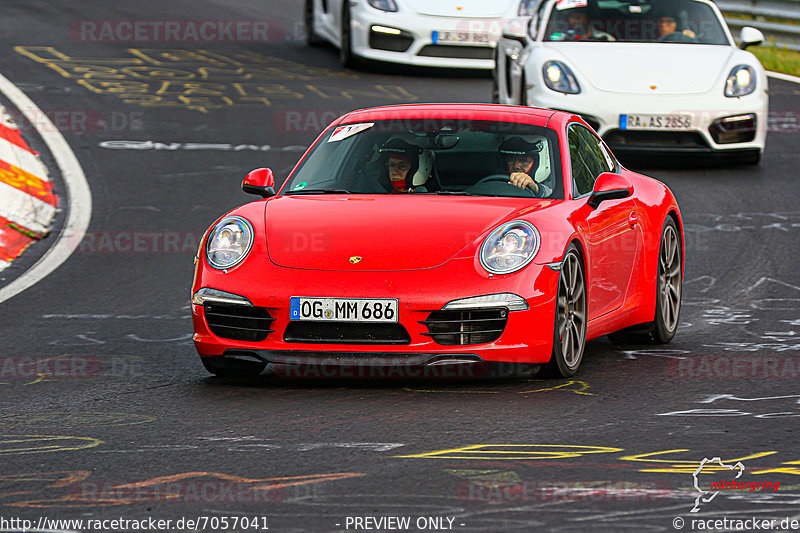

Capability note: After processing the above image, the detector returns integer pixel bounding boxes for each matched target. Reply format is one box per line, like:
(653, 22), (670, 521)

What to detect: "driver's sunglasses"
(506, 155), (534, 165)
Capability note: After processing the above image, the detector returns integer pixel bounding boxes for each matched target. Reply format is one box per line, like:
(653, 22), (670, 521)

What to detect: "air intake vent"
(204, 304), (275, 342)
(284, 321), (411, 344)
(420, 309), (507, 345)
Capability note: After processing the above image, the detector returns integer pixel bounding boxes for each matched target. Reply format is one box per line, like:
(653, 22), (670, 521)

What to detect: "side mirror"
(242, 168), (275, 198)
(502, 18), (530, 44)
(587, 172), (633, 209)
(739, 27), (764, 50)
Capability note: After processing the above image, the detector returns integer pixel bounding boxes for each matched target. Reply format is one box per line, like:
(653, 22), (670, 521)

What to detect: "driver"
(657, 15), (695, 39)
(378, 138), (422, 193)
(499, 137), (552, 197)
(566, 8), (615, 41)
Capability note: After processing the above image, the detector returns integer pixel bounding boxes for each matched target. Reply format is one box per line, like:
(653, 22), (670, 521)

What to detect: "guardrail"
(716, 0), (800, 51)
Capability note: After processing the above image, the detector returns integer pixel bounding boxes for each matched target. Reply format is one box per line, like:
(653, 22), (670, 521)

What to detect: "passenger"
(499, 137), (552, 197)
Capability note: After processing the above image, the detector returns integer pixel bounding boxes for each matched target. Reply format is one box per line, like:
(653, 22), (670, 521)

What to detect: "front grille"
(204, 304), (275, 342)
(418, 45), (493, 59)
(284, 321), (411, 344)
(603, 130), (709, 150)
(420, 309), (507, 345)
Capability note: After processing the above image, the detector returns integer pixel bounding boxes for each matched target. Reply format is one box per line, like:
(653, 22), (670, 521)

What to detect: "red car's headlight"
(480, 221), (540, 275)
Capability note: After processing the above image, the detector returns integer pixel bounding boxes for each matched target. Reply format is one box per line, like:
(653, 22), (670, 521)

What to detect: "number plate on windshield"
(620, 114), (693, 130)
(290, 297), (398, 322)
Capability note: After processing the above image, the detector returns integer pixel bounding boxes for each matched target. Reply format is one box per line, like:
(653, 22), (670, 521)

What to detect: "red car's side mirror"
(587, 172), (633, 209)
(242, 168), (276, 198)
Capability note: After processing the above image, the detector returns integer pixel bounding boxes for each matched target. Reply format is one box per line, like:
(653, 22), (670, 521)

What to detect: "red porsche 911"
(191, 104), (683, 378)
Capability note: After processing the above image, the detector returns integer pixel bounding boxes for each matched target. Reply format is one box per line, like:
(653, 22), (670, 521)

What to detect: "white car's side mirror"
(739, 26), (764, 50)
(502, 17), (529, 44)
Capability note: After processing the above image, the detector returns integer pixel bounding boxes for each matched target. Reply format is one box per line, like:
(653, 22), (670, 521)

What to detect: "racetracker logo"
(70, 20), (286, 42)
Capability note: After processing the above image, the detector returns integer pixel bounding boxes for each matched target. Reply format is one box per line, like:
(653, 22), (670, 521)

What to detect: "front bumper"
(192, 256), (558, 364)
(350, 7), (503, 69)
(527, 86), (767, 155)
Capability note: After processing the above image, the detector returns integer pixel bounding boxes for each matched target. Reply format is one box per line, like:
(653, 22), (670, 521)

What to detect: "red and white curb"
(0, 71), (91, 304)
(0, 107), (56, 271)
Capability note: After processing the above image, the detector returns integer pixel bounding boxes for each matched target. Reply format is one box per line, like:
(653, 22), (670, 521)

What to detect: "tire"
(339, 4), (358, 68)
(305, 0), (324, 46)
(608, 217), (682, 344)
(544, 244), (587, 378)
(491, 73), (500, 103)
(518, 73), (527, 106)
(201, 356), (266, 378)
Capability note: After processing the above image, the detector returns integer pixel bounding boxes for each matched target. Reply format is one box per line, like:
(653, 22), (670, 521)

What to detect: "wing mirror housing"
(739, 27), (764, 50)
(242, 168), (276, 198)
(587, 172), (633, 209)
(502, 17), (530, 44)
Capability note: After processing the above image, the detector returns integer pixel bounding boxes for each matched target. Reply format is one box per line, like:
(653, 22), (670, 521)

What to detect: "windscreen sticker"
(327, 123), (375, 143)
(556, 0), (588, 10)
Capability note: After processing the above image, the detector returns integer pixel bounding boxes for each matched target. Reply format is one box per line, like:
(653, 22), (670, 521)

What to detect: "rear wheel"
(608, 217), (682, 344)
(518, 73), (527, 106)
(544, 245), (587, 377)
(305, 0), (324, 46)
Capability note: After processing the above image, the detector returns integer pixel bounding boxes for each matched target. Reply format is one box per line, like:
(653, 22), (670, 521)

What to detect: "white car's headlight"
(542, 61), (581, 94)
(205, 216), (254, 270)
(725, 65), (756, 97)
(368, 0), (398, 12)
(480, 221), (540, 275)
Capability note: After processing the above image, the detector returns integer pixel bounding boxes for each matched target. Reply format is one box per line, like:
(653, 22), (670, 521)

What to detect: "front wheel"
(339, 5), (358, 68)
(544, 245), (587, 377)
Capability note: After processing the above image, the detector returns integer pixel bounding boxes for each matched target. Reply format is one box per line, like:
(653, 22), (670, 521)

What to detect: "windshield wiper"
(283, 188), (352, 195)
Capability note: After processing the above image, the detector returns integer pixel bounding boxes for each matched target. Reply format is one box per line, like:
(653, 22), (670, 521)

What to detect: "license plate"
(620, 114), (693, 130)
(432, 30), (490, 45)
(290, 297), (399, 322)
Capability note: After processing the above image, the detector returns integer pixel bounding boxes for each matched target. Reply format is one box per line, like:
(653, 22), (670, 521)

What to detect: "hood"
(545, 43), (733, 95)
(265, 195), (554, 271)
(402, 0), (513, 18)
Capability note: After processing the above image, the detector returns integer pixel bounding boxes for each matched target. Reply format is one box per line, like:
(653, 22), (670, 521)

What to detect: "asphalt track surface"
(1, 1), (799, 532)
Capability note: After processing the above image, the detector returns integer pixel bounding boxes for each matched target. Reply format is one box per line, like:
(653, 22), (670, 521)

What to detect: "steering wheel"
(658, 31), (698, 43)
(469, 174), (535, 196)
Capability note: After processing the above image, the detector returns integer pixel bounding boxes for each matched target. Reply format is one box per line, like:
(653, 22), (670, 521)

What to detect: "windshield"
(543, 0), (729, 45)
(282, 119), (563, 199)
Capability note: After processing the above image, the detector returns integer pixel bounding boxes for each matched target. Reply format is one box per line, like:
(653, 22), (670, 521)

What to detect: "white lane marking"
(767, 71), (800, 85)
(0, 71), (91, 305)
(0, 133), (48, 178)
(0, 181), (56, 234)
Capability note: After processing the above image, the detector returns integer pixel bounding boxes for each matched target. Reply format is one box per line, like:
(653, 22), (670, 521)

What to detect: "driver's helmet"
(499, 136), (543, 176)
(379, 138), (422, 192)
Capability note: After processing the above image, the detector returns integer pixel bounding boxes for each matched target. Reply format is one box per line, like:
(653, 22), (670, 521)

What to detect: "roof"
(337, 103), (557, 127)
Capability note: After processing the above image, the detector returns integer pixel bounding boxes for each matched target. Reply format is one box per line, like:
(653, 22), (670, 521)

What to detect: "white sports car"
(305, 0), (538, 69)
(494, 0), (768, 163)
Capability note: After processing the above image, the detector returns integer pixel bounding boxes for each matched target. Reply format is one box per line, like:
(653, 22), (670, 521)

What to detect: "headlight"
(725, 65), (756, 97)
(542, 61), (581, 94)
(368, 0), (398, 12)
(205, 216), (254, 270)
(480, 221), (540, 275)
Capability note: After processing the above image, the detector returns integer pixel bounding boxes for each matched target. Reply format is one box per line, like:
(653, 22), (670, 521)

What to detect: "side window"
(568, 124), (610, 197)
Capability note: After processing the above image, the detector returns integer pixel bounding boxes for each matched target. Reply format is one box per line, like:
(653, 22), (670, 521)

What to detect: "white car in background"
(494, 0), (768, 163)
(305, 0), (538, 68)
